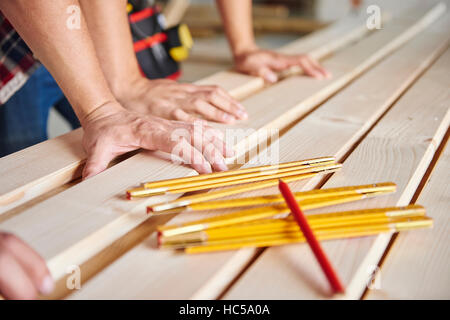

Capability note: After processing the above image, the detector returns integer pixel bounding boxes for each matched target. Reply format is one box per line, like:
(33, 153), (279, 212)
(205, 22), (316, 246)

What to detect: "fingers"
(0, 250), (36, 299)
(138, 123), (213, 173)
(257, 66), (279, 83)
(192, 130), (228, 172)
(204, 126), (234, 158)
(4, 234), (53, 296)
(171, 108), (205, 123)
(194, 99), (237, 124)
(201, 86), (248, 121)
(0, 233), (53, 299)
(82, 143), (115, 180)
(294, 56), (331, 79)
(171, 137), (214, 174)
(139, 120), (232, 173)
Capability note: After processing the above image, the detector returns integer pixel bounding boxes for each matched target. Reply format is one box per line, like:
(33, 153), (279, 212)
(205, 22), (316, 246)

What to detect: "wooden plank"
(366, 138), (450, 299)
(0, 12), (375, 217)
(186, 16), (326, 35)
(163, 0), (191, 28)
(218, 2), (446, 158)
(68, 12), (450, 300)
(0, 129), (85, 216)
(223, 48), (450, 300)
(184, 4), (290, 20)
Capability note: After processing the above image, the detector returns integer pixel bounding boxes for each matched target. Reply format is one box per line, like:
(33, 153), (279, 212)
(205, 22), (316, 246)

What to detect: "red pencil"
(278, 180), (345, 294)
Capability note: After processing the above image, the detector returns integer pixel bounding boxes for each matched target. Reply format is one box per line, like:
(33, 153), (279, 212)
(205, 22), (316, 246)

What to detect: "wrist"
(81, 100), (125, 127)
(232, 43), (259, 60)
(110, 73), (145, 102)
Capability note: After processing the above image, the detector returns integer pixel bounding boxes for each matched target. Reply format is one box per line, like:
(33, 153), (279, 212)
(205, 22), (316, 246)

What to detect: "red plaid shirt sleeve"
(0, 13), (40, 105)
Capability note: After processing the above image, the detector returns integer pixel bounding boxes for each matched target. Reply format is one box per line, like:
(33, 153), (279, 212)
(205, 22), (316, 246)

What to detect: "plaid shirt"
(0, 13), (39, 105)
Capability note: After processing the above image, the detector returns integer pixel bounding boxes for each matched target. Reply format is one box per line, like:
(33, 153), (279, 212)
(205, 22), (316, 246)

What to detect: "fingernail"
(237, 109), (248, 119)
(216, 161), (228, 171)
(266, 73), (278, 83)
(314, 73), (324, 79)
(203, 163), (213, 174)
(237, 102), (246, 110)
(40, 276), (54, 295)
(223, 114), (236, 123)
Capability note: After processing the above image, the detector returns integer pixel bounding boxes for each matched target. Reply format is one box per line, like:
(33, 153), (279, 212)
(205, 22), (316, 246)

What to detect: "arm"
(0, 0), (114, 121)
(78, 0), (247, 124)
(1, 0), (231, 177)
(216, 0), (331, 83)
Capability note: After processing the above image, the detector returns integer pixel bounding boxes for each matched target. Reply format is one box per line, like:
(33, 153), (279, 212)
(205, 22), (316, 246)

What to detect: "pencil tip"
(126, 192), (131, 200)
(147, 207), (153, 214)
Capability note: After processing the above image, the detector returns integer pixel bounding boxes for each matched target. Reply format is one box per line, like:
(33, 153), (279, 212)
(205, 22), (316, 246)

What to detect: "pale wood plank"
(224, 48), (450, 300)
(68, 12), (450, 300)
(0, 12), (376, 217)
(216, 2), (446, 163)
(366, 139), (450, 299)
(163, 0), (191, 28)
(0, 129), (85, 216)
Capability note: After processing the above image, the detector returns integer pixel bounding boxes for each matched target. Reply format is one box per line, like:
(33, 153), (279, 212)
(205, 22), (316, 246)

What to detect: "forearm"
(0, 0), (117, 123)
(216, 0), (257, 57)
(79, 0), (142, 97)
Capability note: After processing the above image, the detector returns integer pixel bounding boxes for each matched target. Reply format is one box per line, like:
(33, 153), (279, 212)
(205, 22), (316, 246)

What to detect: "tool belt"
(128, 1), (193, 80)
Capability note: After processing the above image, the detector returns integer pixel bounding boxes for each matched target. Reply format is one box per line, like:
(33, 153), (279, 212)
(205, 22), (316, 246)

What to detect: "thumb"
(258, 67), (278, 83)
(82, 146), (115, 180)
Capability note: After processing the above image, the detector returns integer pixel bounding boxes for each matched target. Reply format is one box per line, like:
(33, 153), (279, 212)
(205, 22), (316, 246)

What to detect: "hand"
(0, 232), (54, 300)
(115, 78), (248, 124)
(234, 49), (331, 83)
(81, 101), (234, 179)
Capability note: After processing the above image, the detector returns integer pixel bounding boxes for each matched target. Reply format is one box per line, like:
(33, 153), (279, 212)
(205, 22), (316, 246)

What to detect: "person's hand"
(234, 49), (331, 83)
(115, 78), (248, 124)
(81, 101), (234, 179)
(0, 232), (54, 300)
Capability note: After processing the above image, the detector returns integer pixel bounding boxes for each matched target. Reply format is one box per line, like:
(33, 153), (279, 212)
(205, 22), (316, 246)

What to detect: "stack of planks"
(0, 1), (448, 300)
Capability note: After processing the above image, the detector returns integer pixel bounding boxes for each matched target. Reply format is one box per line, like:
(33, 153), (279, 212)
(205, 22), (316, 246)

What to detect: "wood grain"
(366, 138), (449, 299)
(0, 129), (85, 216)
(223, 48), (450, 300)
(67, 11), (450, 300)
